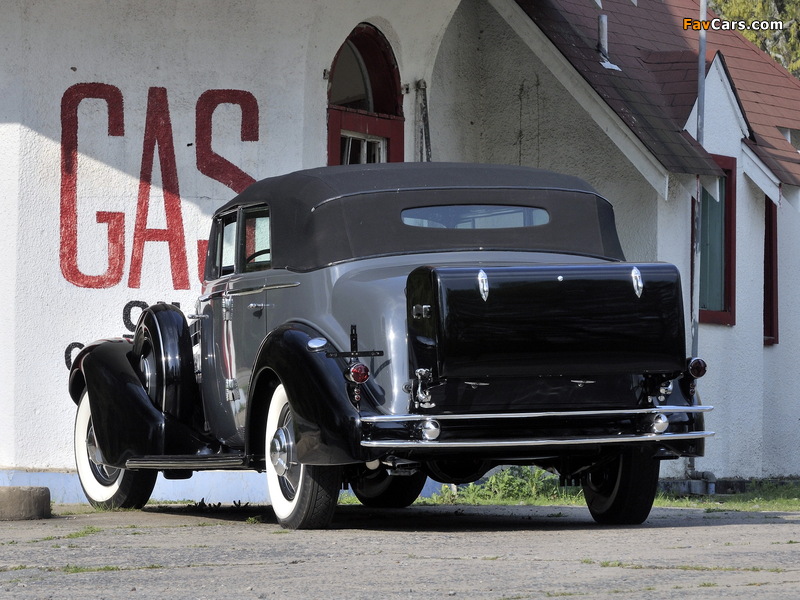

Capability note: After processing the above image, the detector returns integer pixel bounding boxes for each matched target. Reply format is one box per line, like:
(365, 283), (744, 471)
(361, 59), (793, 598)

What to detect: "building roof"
(516, 0), (800, 186)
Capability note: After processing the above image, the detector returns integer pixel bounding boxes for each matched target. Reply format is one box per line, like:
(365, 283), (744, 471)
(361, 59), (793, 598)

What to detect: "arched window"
(327, 23), (404, 165)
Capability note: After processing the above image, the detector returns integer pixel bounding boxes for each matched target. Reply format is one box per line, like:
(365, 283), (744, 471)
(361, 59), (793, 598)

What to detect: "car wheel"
(581, 447), (660, 525)
(265, 384), (341, 529)
(352, 468), (427, 508)
(74, 390), (157, 509)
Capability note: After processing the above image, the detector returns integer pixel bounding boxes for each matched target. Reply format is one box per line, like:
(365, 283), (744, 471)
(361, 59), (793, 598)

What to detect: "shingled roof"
(515, 0), (800, 186)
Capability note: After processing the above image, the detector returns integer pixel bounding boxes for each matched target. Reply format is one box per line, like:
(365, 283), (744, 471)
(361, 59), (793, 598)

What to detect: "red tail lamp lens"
(346, 363), (370, 384)
(688, 357), (707, 379)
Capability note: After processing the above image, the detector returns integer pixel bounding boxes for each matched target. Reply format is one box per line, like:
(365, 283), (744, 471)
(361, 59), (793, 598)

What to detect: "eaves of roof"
(515, 0), (800, 186)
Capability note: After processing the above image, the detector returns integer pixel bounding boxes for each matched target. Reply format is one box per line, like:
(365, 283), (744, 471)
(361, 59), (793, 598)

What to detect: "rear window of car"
(401, 205), (550, 229)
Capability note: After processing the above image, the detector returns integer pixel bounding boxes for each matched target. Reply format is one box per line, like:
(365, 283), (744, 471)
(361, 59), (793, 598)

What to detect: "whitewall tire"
(74, 390), (156, 509)
(265, 384), (341, 529)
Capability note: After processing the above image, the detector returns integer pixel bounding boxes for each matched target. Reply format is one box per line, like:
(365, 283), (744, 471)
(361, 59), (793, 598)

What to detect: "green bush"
(425, 466), (583, 506)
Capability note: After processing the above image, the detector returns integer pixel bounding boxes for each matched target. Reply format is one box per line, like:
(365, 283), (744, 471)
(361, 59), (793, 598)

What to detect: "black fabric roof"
(215, 162), (599, 215)
(215, 163), (626, 271)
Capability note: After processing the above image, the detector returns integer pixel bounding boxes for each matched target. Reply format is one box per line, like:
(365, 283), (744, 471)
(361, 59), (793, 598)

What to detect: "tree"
(710, 0), (800, 77)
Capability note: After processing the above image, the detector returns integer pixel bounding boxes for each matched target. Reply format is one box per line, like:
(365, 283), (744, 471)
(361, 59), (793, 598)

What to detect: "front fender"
(78, 340), (166, 467)
(70, 339), (210, 468)
(68, 338), (125, 403)
(251, 323), (369, 466)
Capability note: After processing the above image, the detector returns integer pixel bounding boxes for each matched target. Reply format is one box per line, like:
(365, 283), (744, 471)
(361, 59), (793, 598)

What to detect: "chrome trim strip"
(227, 282), (300, 297)
(199, 282), (300, 302)
(310, 184), (608, 211)
(360, 405), (713, 424)
(361, 431), (715, 449)
(198, 290), (225, 302)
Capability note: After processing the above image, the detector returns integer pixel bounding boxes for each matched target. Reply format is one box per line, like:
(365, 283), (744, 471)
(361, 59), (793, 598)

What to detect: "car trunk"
(406, 263), (686, 382)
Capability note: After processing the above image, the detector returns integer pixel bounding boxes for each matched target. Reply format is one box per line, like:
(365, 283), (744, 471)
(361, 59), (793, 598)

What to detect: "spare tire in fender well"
(132, 302), (199, 422)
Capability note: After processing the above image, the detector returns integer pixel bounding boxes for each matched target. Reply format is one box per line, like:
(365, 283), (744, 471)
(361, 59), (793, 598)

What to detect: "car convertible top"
(212, 162), (626, 272)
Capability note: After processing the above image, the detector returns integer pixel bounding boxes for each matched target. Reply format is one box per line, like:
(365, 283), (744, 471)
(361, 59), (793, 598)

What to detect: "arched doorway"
(327, 23), (404, 165)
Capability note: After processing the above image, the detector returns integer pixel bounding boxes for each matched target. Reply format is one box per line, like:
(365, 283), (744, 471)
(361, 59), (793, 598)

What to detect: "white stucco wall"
(5, 0), (800, 499)
(0, 47), (22, 467)
(684, 57), (800, 478)
(763, 199), (800, 476)
(431, 0), (660, 263)
(0, 0), (459, 482)
(430, 0), (721, 481)
(430, 2), (800, 481)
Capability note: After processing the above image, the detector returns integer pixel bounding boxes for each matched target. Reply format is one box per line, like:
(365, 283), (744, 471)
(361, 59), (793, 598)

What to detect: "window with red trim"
(327, 23), (404, 165)
(699, 155), (736, 326)
(764, 198), (778, 345)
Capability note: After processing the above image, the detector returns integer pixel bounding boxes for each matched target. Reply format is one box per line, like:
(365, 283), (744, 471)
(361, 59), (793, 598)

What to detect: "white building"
(2, 0), (799, 502)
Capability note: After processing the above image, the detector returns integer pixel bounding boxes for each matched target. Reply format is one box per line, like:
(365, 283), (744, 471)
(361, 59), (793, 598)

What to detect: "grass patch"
(652, 480), (800, 512)
(418, 467), (583, 507)
(409, 467), (800, 512)
(58, 565), (121, 574)
(65, 526), (102, 539)
(52, 564), (164, 574)
(245, 515), (266, 524)
(338, 491), (361, 505)
(594, 561), (784, 573)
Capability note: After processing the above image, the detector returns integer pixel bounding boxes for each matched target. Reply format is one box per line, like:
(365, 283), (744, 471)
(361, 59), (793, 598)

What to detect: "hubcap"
(270, 427), (291, 477)
(85, 422), (120, 485)
(139, 356), (152, 391)
(139, 340), (156, 396)
(268, 404), (301, 501)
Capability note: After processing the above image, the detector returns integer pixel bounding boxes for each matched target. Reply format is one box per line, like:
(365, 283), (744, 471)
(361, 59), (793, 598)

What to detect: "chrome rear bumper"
(361, 431), (714, 449)
(360, 405), (713, 450)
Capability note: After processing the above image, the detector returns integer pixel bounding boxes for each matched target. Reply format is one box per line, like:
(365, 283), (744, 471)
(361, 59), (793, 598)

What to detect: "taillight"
(345, 362), (370, 384)
(687, 357), (707, 379)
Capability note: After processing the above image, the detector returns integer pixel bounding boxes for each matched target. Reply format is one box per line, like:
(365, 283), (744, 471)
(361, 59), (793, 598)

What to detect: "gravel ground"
(2, 502), (800, 599)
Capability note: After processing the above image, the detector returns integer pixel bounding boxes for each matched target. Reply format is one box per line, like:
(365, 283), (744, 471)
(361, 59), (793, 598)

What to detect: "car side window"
(219, 216), (237, 277)
(241, 207), (271, 272)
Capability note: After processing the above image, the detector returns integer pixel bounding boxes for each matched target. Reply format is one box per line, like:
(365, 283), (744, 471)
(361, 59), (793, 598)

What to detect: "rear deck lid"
(407, 263), (686, 379)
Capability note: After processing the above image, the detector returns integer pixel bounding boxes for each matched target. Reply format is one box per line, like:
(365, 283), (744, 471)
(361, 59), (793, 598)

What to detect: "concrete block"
(0, 486), (51, 520)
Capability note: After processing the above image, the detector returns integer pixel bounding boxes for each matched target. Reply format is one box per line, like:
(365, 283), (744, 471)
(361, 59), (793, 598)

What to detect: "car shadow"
(143, 502), (799, 532)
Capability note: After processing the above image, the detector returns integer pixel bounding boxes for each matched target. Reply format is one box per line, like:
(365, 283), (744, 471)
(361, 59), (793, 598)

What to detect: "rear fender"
(248, 323), (368, 466)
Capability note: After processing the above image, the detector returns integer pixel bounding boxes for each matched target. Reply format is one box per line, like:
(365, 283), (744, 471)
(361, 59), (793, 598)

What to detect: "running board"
(126, 454), (249, 471)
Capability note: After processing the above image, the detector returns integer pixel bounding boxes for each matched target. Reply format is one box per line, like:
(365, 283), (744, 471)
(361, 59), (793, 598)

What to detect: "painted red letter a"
(129, 87), (190, 290)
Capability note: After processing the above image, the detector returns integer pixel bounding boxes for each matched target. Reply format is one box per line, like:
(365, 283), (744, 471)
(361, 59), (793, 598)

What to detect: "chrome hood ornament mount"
(631, 266), (644, 298)
(478, 269), (489, 302)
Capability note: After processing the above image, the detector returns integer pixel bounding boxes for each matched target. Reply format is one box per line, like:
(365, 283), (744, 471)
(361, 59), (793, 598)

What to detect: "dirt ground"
(2, 502), (800, 599)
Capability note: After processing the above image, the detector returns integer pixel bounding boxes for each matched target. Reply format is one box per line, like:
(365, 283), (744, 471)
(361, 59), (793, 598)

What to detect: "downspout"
(691, 0), (707, 355)
(687, 0), (713, 492)
(696, 0), (706, 152)
(416, 80), (432, 162)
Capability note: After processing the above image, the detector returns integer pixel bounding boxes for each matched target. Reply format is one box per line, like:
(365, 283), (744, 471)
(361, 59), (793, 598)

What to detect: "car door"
(197, 206), (271, 447)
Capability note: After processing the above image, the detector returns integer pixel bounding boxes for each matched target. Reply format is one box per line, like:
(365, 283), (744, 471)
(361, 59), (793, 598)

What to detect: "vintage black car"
(68, 162), (712, 528)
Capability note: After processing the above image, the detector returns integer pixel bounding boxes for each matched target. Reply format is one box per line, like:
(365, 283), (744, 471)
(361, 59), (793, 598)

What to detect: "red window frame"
(327, 106), (404, 165)
(764, 197), (779, 345)
(327, 24), (404, 166)
(699, 154), (736, 326)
